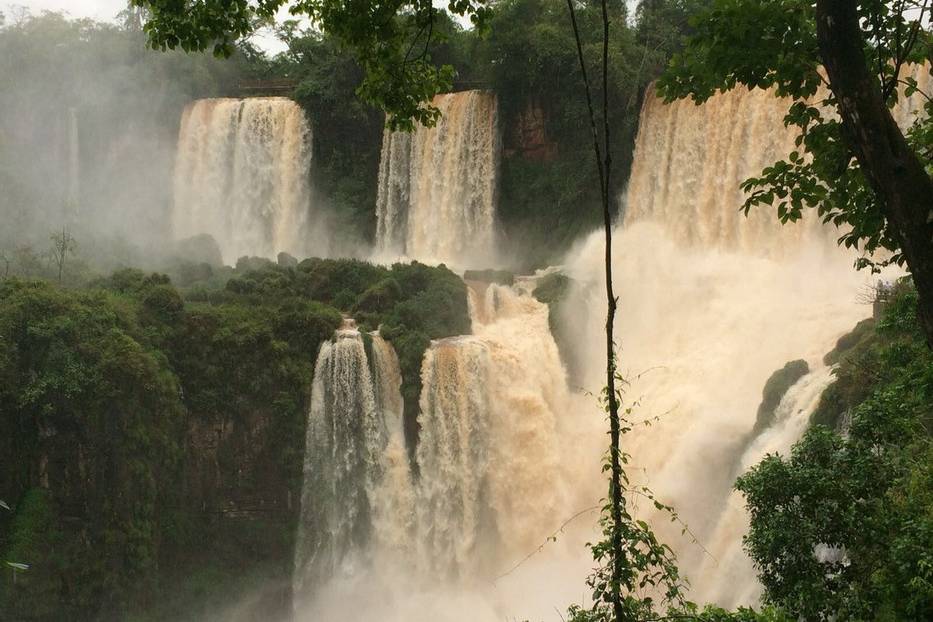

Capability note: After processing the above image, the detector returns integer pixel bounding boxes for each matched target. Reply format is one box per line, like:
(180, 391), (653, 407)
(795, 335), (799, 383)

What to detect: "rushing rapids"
(562, 69), (932, 608)
(374, 90), (499, 266)
(293, 71), (932, 619)
(172, 97), (315, 263)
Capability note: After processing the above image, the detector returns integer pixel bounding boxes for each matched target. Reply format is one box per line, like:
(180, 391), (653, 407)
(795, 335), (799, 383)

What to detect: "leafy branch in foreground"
(567, 379), (688, 622)
(132, 0), (494, 129)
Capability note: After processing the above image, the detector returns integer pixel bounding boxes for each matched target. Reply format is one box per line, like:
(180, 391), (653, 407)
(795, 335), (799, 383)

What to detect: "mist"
(0, 8), (250, 276)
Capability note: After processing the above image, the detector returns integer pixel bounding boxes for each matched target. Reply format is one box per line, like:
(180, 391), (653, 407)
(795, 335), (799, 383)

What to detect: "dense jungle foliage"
(0, 257), (467, 621)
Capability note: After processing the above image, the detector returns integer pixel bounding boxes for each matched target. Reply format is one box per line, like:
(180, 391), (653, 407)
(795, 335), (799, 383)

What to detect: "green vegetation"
(822, 317), (875, 366)
(0, 257), (468, 620)
(738, 283), (933, 620)
(220, 257), (470, 451)
(134, 0), (492, 130)
(752, 359), (809, 435)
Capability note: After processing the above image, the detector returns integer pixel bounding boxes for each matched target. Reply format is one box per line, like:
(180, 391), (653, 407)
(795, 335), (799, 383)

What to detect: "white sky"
(5, 0), (128, 22)
(6, 1), (646, 54)
(5, 1), (291, 52)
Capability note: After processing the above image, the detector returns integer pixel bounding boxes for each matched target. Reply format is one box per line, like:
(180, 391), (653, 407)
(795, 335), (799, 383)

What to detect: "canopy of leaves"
(132, 0), (495, 129)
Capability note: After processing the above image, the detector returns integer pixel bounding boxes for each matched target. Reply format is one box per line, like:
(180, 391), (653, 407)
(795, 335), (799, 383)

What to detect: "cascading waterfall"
(374, 91), (499, 266)
(295, 67), (931, 619)
(625, 63), (931, 255)
(293, 321), (395, 605)
(415, 335), (492, 578)
(689, 366), (837, 605)
(368, 333), (417, 556)
(173, 97), (314, 263)
(294, 283), (575, 621)
(562, 68), (931, 608)
(415, 283), (567, 579)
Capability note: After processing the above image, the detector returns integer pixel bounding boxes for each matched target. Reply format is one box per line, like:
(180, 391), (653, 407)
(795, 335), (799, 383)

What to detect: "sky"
(5, 1), (291, 52)
(6, 0), (127, 22)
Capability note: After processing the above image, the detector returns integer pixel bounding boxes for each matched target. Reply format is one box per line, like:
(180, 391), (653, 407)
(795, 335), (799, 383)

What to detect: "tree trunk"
(564, 1), (627, 619)
(816, 0), (933, 345)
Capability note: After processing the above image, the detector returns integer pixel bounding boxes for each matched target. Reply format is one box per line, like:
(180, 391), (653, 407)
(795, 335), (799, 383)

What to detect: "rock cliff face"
(505, 100), (557, 161)
(186, 413), (298, 518)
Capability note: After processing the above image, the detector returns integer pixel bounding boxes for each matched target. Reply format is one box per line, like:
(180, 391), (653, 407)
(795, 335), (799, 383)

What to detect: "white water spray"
(296, 66), (932, 619)
(294, 283), (580, 621)
(561, 70), (932, 607)
(293, 321), (392, 605)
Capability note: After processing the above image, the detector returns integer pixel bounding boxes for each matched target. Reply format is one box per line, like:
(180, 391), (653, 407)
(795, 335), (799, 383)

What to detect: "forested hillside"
(0, 257), (468, 621)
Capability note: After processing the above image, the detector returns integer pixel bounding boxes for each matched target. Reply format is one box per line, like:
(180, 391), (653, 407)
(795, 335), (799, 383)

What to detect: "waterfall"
(293, 321), (404, 605)
(415, 335), (492, 578)
(295, 69), (930, 618)
(368, 333), (417, 556)
(67, 107), (79, 218)
(624, 84), (819, 254)
(688, 366), (837, 605)
(294, 283), (574, 621)
(415, 283), (568, 578)
(625, 63), (931, 256)
(374, 91), (499, 266)
(561, 68), (931, 608)
(173, 97), (314, 264)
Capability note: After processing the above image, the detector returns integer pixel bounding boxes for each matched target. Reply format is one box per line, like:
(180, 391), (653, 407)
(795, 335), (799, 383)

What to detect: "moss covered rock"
(753, 359), (810, 435)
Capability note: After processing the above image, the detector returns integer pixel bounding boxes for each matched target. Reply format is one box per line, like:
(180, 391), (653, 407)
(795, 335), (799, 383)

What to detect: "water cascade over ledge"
(293, 321), (403, 604)
(173, 97), (314, 263)
(295, 67), (932, 618)
(293, 283), (576, 621)
(375, 90), (499, 266)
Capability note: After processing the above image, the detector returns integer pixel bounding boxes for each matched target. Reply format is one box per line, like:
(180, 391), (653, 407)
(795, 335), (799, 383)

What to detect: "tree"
(48, 226), (75, 284)
(561, 0), (628, 617)
(815, 1), (933, 344)
(657, 0), (933, 345)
